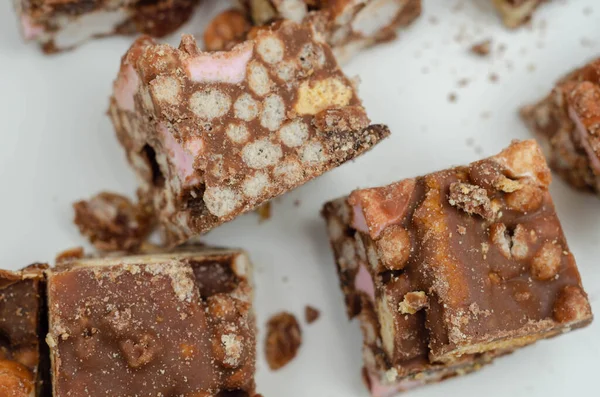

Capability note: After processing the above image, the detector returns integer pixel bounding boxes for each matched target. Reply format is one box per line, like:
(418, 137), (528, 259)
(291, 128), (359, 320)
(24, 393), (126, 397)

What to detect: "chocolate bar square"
(323, 140), (593, 395)
(109, 20), (389, 246)
(46, 247), (256, 397)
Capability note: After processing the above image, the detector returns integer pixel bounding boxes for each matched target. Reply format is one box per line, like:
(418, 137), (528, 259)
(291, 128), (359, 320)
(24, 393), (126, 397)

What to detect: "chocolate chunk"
(0, 265), (49, 396)
(46, 247), (256, 396)
(109, 21), (390, 246)
(521, 57), (600, 195)
(322, 140), (593, 394)
(73, 192), (154, 252)
(304, 306), (320, 324)
(265, 312), (302, 371)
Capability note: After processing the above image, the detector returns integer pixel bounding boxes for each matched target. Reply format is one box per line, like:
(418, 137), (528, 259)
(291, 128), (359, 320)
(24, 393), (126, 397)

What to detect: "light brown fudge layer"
(14, 0), (199, 53)
(109, 20), (389, 246)
(46, 247), (257, 397)
(322, 140), (593, 394)
(522, 58), (600, 195)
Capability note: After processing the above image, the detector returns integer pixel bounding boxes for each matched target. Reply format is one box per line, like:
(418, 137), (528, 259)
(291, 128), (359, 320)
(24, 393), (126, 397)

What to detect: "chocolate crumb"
(73, 192), (155, 252)
(305, 306), (320, 324)
(448, 93), (458, 103)
(489, 73), (499, 83)
(293, 200), (301, 207)
(398, 291), (428, 314)
(470, 39), (491, 56)
(448, 182), (495, 220)
(457, 78), (469, 88)
(265, 312), (302, 371)
(55, 247), (84, 264)
(256, 202), (271, 223)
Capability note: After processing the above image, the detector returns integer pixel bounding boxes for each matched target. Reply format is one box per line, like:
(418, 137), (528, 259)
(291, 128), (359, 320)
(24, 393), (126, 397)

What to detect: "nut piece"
(203, 9), (252, 52)
(448, 182), (495, 220)
(376, 225), (412, 270)
(312, 106), (370, 133)
(489, 223), (532, 260)
(505, 184), (544, 212)
(73, 192), (154, 252)
(553, 286), (592, 323)
(119, 333), (160, 368)
(489, 223), (511, 259)
(212, 326), (245, 369)
(530, 241), (562, 280)
(510, 224), (531, 260)
(265, 312), (302, 370)
(0, 360), (34, 397)
(305, 306), (321, 324)
(398, 291), (428, 315)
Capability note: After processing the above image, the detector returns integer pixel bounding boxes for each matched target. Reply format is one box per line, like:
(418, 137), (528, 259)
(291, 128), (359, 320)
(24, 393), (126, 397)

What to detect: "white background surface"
(1, 1), (599, 396)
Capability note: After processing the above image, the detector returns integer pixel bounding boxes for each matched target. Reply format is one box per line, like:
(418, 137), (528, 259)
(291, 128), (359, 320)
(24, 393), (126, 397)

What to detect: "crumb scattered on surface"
(256, 202), (271, 223)
(305, 306), (320, 324)
(583, 6), (593, 16)
(527, 63), (536, 72)
(55, 247), (84, 264)
(448, 93), (458, 103)
(293, 200), (301, 207)
(73, 192), (154, 252)
(489, 73), (499, 83)
(265, 312), (302, 371)
(428, 16), (439, 25)
(457, 78), (469, 88)
(470, 39), (491, 56)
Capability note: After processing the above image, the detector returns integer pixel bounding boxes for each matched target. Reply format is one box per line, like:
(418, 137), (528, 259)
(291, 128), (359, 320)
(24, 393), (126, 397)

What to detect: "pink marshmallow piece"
(21, 15), (44, 40)
(184, 42), (253, 84)
(569, 106), (600, 174)
(158, 124), (198, 185)
(355, 264), (375, 301)
(114, 65), (139, 112)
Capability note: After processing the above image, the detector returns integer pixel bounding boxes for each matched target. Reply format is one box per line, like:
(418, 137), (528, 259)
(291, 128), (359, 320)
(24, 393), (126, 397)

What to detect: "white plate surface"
(1, 1), (599, 396)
